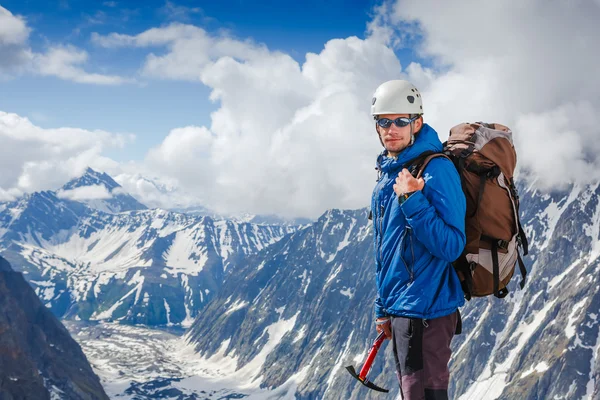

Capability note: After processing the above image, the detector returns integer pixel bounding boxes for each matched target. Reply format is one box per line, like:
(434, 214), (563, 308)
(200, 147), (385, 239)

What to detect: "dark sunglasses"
(376, 115), (419, 128)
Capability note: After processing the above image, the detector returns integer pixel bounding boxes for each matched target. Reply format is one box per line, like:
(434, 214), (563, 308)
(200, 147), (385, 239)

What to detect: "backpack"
(408, 122), (529, 300)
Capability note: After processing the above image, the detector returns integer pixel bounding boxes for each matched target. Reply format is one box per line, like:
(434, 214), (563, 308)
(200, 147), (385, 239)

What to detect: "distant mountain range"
(0, 168), (296, 327)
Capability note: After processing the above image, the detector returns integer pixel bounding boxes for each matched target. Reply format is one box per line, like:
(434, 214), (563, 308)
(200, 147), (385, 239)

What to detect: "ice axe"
(345, 331), (389, 393)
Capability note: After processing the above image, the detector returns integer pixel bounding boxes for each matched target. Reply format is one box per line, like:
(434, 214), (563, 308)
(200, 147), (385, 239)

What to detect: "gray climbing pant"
(391, 311), (460, 400)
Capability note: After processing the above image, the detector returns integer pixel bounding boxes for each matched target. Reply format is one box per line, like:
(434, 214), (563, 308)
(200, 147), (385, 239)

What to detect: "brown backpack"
(410, 122), (529, 299)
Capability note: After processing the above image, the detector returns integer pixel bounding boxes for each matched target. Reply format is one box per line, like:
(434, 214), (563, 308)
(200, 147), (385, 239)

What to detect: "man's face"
(376, 113), (422, 156)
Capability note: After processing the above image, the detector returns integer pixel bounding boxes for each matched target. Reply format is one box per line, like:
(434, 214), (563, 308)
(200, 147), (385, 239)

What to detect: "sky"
(1, 0), (600, 219)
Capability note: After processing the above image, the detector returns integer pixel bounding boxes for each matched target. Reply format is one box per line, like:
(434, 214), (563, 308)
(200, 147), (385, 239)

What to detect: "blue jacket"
(372, 123), (466, 320)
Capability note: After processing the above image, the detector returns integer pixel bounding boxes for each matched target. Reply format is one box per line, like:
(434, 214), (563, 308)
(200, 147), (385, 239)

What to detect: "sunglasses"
(376, 115), (419, 128)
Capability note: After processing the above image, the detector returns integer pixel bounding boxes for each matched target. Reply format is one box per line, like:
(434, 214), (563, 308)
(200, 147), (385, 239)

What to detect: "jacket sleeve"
(400, 158), (466, 262)
(374, 296), (387, 318)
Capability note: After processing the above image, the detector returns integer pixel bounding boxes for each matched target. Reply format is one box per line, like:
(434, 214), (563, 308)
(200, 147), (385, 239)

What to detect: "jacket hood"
(377, 123), (443, 174)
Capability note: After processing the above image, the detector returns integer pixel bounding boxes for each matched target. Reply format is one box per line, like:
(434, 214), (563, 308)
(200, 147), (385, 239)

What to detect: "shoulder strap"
(414, 153), (451, 179)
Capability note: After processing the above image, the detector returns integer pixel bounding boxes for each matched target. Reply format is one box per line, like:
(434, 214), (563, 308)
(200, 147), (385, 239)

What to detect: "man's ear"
(415, 116), (423, 132)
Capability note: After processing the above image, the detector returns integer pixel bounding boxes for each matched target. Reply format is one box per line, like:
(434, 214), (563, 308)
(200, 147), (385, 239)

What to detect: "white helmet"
(371, 80), (423, 117)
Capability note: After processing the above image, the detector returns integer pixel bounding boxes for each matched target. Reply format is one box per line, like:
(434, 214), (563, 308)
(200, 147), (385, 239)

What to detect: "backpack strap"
(403, 150), (436, 175)
(518, 219), (529, 256)
(509, 177), (529, 256)
(408, 152), (451, 179)
(481, 234), (510, 298)
(517, 251), (527, 289)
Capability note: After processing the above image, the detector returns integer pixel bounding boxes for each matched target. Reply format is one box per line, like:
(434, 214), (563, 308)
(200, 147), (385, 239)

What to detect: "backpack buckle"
(497, 239), (509, 250)
(469, 261), (477, 273)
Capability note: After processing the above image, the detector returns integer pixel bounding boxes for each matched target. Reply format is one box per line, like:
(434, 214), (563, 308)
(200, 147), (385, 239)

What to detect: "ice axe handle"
(358, 331), (387, 379)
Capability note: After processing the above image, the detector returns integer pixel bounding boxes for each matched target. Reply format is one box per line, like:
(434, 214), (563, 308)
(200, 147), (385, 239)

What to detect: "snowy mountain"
(59, 168), (147, 213)
(169, 182), (600, 400)
(0, 170), (296, 327)
(4, 164), (600, 399)
(0, 256), (108, 400)
(449, 182), (600, 400)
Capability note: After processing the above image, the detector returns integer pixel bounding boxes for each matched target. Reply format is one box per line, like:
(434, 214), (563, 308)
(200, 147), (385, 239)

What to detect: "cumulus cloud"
(375, 0), (600, 191)
(95, 6), (600, 217)
(0, 111), (131, 200)
(57, 185), (113, 201)
(0, 5), (131, 84)
(32, 45), (130, 85)
(0, 6), (33, 73)
(113, 169), (202, 210)
(0, 6), (29, 45)
(95, 22), (404, 218)
(92, 23), (268, 81)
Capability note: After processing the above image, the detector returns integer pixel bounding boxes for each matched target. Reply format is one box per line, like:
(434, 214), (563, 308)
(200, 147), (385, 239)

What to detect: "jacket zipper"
(397, 228), (414, 283)
(407, 227), (415, 282)
(378, 204), (385, 264)
(374, 174), (386, 267)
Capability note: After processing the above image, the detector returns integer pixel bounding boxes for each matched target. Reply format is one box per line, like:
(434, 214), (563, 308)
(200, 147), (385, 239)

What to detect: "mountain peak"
(58, 168), (147, 213)
(62, 168), (121, 192)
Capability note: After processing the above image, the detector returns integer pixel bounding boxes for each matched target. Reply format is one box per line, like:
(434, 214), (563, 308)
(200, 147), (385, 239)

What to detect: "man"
(370, 80), (466, 400)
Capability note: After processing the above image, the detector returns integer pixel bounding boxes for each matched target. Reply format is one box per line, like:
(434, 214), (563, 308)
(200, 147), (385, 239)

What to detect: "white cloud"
(92, 23), (271, 81)
(94, 3), (600, 217)
(0, 6), (33, 73)
(100, 23), (403, 218)
(159, 1), (203, 22)
(57, 185), (113, 201)
(0, 111), (131, 197)
(0, 5), (131, 85)
(0, 6), (29, 45)
(113, 170), (201, 210)
(32, 45), (130, 85)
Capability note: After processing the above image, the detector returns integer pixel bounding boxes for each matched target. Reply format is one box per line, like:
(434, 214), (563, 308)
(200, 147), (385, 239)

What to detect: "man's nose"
(387, 125), (403, 134)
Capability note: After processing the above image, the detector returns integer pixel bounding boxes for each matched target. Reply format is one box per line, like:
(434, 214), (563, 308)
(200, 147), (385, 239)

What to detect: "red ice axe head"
(345, 331), (389, 393)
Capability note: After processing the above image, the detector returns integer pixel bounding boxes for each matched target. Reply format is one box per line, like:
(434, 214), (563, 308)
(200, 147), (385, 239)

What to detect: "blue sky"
(0, 0), (422, 161)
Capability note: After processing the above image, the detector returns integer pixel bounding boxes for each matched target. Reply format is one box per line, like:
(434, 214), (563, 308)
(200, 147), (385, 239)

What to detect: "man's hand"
(393, 168), (425, 197)
(376, 317), (392, 340)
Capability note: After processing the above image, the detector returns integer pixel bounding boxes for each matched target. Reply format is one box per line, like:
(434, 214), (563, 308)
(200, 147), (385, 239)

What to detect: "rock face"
(0, 255), (108, 400)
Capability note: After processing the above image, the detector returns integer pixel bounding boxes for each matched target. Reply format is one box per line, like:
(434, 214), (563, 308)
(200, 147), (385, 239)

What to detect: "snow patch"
(520, 362), (550, 379)
(164, 299), (174, 326)
(293, 325), (307, 344)
(566, 297), (588, 339)
(163, 230), (208, 276)
(548, 258), (582, 289)
(225, 300), (249, 315)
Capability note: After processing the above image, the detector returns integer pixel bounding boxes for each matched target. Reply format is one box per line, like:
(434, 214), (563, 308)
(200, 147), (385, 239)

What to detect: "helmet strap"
(376, 123), (384, 147)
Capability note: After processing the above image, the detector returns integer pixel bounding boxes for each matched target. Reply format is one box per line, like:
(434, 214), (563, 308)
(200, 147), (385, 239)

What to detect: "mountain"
(0, 170), (296, 327)
(0, 255), (108, 400)
(176, 182), (600, 399)
(5, 164), (599, 399)
(186, 207), (380, 399)
(449, 182), (600, 400)
(59, 168), (147, 213)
